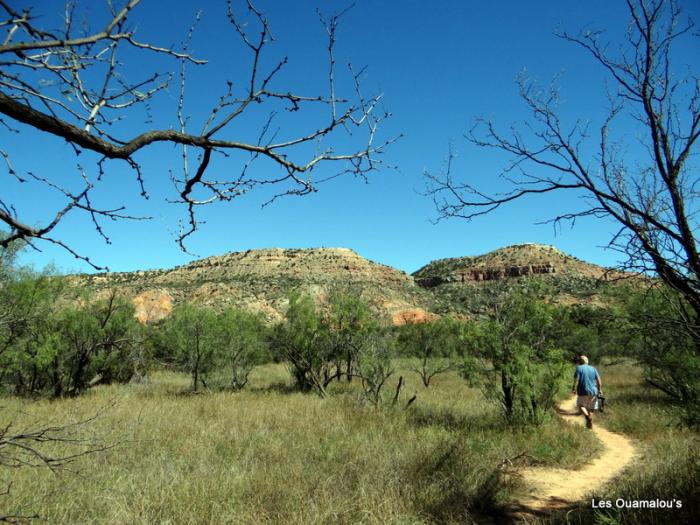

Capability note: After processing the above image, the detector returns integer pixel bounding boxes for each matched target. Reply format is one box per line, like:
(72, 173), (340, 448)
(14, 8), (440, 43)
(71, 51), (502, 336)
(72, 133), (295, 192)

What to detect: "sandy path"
(512, 395), (638, 518)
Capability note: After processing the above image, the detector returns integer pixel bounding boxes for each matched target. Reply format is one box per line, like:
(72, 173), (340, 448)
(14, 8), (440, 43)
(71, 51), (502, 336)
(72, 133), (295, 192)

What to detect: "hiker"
(571, 355), (602, 429)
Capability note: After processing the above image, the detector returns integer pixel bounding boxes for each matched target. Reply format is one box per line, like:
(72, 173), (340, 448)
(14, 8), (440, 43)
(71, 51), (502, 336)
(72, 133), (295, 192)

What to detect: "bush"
(324, 288), (377, 382)
(271, 290), (385, 398)
(271, 292), (332, 396)
(158, 304), (220, 392)
(215, 309), (269, 390)
(397, 316), (466, 387)
(463, 283), (568, 425)
(1, 292), (140, 397)
(620, 286), (700, 427)
(555, 303), (636, 364)
(355, 331), (397, 406)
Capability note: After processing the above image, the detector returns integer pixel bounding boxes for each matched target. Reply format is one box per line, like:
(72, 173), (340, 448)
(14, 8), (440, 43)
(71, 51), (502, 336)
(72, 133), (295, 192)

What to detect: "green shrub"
(214, 308), (269, 390)
(614, 285), (700, 427)
(462, 283), (568, 425)
(271, 292), (332, 396)
(397, 316), (465, 387)
(1, 292), (140, 396)
(324, 288), (377, 383)
(158, 304), (220, 392)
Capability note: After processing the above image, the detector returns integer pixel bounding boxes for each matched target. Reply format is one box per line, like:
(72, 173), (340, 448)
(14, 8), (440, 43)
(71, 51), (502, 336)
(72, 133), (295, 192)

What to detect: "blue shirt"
(574, 364), (600, 396)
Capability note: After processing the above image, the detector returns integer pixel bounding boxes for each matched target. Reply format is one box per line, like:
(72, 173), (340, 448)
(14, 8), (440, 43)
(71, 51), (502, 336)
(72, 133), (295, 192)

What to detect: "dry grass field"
(0, 361), (695, 524)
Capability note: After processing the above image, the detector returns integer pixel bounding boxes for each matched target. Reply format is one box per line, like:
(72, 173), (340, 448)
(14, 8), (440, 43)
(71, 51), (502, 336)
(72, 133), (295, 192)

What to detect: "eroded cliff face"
(412, 243), (618, 288)
(415, 262), (557, 287)
(67, 248), (436, 324)
(65, 244), (621, 324)
(391, 308), (440, 325)
(132, 290), (173, 324)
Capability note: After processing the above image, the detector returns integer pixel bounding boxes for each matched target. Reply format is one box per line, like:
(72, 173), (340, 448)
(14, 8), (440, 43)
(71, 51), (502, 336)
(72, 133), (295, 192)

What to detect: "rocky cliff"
(413, 243), (617, 286)
(66, 244), (622, 323)
(67, 248), (436, 324)
(411, 244), (626, 315)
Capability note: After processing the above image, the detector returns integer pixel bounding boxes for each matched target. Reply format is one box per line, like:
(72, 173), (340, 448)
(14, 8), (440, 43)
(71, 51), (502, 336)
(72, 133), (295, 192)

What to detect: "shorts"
(576, 395), (597, 411)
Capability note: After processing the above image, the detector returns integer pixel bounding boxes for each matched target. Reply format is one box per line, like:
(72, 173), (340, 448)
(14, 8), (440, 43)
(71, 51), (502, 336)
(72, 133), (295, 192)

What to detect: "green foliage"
(158, 304), (219, 392)
(271, 290), (389, 400)
(355, 331), (396, 405)
(1, 291), (139, 397)
(462, 283), (568, 425)
(0, 274), (62, 369)
(271, 292), (331, 396)
(554, 303), (636, 364)
(48, 295), (139, 395)
(216, 309), (269, 390)
(616, 285), (700, 426)
(151, 305), (269, 392)
(1, 240), (140, 396)
(324, 288), (377, 382)
(397, 316), (465, 387)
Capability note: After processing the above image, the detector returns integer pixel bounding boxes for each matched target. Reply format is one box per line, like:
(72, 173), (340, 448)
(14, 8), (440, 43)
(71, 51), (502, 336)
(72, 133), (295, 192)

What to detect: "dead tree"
(0, 1), (394, 269)
(425, 0), (699, 336)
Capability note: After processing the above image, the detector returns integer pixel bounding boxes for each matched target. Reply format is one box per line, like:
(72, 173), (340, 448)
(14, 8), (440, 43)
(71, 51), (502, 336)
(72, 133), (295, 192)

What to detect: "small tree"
(0, 277), (63, 393)
(56, 293), (138, 395)
(161, 304), (219, 392)
(2, 290), (138, 397)
(325, 289), (377, 382)
(621, 285), (700, 426)
(463, 284), (568, 425)
(354, 331), (397, 406)
(553, 302), (637, 365)
(272, 293), (332, 397)
(398, 316), (464, 387)
(218, 308), (268, 390)
(0, 236), (64, 383)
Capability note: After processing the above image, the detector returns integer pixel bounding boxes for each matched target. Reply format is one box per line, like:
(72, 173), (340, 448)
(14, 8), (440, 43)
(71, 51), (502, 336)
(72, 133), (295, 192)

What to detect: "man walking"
(572, 355), (602, 429)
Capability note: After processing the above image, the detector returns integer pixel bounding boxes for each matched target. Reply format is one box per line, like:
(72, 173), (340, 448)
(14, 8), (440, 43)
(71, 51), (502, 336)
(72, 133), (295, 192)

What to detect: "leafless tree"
(425, 0), (699, 332)
(0, 0), (394, 269)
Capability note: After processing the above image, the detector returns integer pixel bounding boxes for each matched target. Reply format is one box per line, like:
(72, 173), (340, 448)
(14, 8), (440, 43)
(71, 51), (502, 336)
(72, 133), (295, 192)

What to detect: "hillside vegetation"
(66, 247), (434, 324)
(65, 244), (630, 322)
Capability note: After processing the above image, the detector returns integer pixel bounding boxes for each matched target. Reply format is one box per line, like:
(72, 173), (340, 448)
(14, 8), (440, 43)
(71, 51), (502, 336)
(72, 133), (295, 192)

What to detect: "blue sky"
(3, 0), (699, 274)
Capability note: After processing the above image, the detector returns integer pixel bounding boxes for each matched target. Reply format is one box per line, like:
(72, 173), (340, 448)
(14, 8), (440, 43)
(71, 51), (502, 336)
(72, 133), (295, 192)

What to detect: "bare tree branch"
(425, 0), (699, 323)
(0, 1), (393, 267)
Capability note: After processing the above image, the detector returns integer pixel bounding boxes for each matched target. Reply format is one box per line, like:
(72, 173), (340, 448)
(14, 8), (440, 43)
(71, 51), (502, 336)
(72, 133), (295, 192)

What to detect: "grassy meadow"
(0, 361), (696, 524)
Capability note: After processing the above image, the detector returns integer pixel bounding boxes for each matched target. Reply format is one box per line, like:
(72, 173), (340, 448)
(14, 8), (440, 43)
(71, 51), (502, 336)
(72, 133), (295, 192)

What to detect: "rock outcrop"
(132, 290), (173, 324)
(391, 308), (439, 326)
(416, 262), (556, 287)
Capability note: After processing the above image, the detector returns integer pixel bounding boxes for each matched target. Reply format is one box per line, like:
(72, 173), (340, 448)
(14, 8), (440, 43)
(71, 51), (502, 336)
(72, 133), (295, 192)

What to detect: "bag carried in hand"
(596, 393), (606, 413)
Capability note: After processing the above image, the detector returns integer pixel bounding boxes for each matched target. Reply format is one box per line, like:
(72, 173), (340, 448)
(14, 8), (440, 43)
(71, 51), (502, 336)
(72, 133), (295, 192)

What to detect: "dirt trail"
(512, 395), (639, 519)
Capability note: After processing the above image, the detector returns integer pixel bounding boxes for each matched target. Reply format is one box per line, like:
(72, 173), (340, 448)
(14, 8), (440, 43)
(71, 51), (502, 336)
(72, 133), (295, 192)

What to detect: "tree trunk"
(501, 370), (514, 419)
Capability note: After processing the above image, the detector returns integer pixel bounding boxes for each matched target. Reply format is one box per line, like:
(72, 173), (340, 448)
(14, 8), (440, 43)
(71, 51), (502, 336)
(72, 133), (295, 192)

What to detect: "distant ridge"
(68, 247), (434, 324)
(66, 244), (622, 323)
(413, 243), (618, 287)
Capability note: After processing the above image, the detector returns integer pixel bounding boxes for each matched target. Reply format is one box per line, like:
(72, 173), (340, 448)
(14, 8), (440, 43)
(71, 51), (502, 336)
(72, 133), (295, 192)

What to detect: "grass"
(0, 362), (691, 524)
